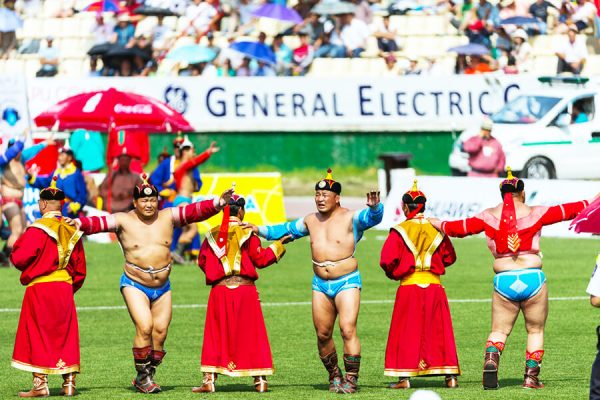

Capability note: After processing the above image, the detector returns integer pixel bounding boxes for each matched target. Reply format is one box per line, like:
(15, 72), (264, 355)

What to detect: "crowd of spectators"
(0, 0), (598, 76)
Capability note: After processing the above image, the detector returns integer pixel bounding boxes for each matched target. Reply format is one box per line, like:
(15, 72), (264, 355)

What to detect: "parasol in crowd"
(229, 41), (276, 65)
(166, 45), (217, 64)
(500, 16), (540, 26)
(570, 197), (600, 234)
(312, 0), (357, 15)
(252, 4), (303, 23)
(134, 5), (179, 17)
(82, 0), (123, 13)
(447, 43), (489, 55)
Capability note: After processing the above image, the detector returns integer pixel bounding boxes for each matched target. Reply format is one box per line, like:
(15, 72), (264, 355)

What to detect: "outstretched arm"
(246, 234), (288, 268)
(171, 188), (234, 227)
(173, 142), (219, 189)
(256, 217), (309, 241)
(69, 214), (119, 234)
(0, 140), (24, 167)
(352, 191), (383, 242)
(540, 200), (590, 226)
(430, 215), (486, 238)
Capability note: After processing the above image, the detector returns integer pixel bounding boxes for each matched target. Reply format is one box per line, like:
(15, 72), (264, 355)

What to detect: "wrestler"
(10, 177), (86, 397)
(67, 175), (233, 393)
(193, 194), (291, 393)
(429, 168), (594, 390)
(0, 137), (52, 262)
(380, 180), (460, 389)
(252, 169), (383, 393)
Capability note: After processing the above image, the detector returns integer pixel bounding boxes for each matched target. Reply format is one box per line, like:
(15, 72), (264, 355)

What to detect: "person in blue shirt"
(249, 169), (383, 394)
(0, 137), (52, 264)
(29, 145), (87, 219)
(572, 101), (589, 124)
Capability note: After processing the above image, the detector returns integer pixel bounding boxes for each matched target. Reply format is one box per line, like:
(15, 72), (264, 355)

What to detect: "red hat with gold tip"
(315, 168), (342, 194)
(402, 179), (426, 205)
(173, 131), (184, 147)
(133, 173), (158, 199)
(40, 176), (65, 201)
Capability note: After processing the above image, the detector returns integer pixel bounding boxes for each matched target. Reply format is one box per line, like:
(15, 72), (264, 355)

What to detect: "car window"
(492, 96), (561, 124)
(570, 96), (594, 124)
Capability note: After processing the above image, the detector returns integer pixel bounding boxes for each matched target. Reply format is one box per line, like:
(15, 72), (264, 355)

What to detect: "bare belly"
(1, 185), (24, 200)
(493, 253), (542, 273)
(124, 264), (171, 287)
(312, 257), (358, 280)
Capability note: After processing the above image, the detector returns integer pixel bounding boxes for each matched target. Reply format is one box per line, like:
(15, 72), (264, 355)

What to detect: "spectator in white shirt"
(186, 0), (220, 37)
(555, 25), (587, 74)
(511, 28), (532, 73)
(151, 15), (173, 50)
(36, 36), (59, 77)
(372, 15), (400, 54)
(91, 13), (115, 45)
(340, 12), (370, 58)
(571, 0), (597, 32)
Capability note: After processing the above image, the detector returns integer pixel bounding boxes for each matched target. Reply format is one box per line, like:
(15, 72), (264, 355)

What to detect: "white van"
(449, 77), (600, 179)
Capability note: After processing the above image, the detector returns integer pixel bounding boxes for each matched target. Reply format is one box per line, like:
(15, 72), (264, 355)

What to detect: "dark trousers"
(557, 58), (583, 75)
(590, 326), (600, 400)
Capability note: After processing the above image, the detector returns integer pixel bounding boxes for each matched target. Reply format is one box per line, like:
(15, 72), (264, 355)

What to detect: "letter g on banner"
(164, 85), (188, 114)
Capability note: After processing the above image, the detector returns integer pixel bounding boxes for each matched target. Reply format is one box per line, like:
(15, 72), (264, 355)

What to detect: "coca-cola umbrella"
(34, 87), (193, 132)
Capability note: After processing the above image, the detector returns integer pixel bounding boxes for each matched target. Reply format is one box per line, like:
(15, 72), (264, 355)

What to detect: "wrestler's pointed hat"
(133, 173), (158, 199)
(40, 176), (65, 201)
(179, 135), (194, 150)
(499, 166), (524, 194)
(402, 179), (426, 205)
(59, 139), (74, 157)
(173, 131), (185, 147)
(315, 168), (342, 194)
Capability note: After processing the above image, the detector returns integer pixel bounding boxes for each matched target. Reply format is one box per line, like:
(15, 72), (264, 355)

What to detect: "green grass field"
(0, 232), (597, 399)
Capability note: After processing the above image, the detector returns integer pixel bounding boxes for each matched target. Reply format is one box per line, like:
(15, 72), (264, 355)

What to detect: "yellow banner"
(192, 172), (287, 233)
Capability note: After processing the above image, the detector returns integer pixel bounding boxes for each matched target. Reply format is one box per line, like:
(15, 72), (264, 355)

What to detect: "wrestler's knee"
(153, 325), (169, 341)
(339, 325), (357, 342)
(136, 322), (154, 339)
(316, 329), (333, 344)
(525, 324), (545, 335)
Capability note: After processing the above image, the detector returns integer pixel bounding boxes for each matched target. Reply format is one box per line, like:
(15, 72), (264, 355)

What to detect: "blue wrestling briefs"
(493, 268), (546, 302)
(120, 272), (171, 302)
(312, 270), (362, 299)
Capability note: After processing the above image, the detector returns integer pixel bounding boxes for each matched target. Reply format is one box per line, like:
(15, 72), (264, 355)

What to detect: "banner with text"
(21, 75), (549, 132)
(381, 175), (599, 237)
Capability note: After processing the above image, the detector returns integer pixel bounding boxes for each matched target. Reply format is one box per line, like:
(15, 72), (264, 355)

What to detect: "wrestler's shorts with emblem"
(493, 268), (546, 302)
(312, 270), (362, 299)
(120, 272), (171, 302)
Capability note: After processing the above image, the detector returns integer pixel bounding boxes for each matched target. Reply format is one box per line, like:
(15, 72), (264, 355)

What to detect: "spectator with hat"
(28, 142), (87, 218)
(511, 28), (532, 72)
(36, 36), (60, 77)
(462, 119), (506, 177)
(555, 25), (587, 74)
(112, 14), (135, 47)
(98, 148), (142, 213)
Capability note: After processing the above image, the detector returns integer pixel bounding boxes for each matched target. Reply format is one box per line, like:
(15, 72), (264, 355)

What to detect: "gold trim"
(31, 216), (83, 270)
(28, 269), (73, 287)
(11, 360), (80, 375)
(268, 241), (286, 261)
(392, 220), (444, 271)
(384, 366), (461, 377)
(206, 226), (253, 276)
(201, 365), (274, 377)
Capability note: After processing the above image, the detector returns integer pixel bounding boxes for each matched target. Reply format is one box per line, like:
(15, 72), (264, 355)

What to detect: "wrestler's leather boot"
(445, 375), (459, 388)
(523, 365), (544, 389)
(60, 372), (77, 396)
(320, 351), (343, 392)
(253, 376), (268, 393)
(483, 351), (500, 390)
(148, 350), (166, 381)
(18, 373), (49, 398)
(191, 372), (216, 393)
(338, 354), (360, 394)
(389, 378), (410, 389)
(132, 347), (161, 394)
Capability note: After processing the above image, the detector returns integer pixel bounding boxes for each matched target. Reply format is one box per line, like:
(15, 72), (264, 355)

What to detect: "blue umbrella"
(252, 4), (303, 23)
(166, 45), (217, 64)
(447, 43), (489, 55)
(0, 8), (23, 33)
(229, 41), (276, 65)
(500, 16), (539, 25)
(83, 0), (122, 12)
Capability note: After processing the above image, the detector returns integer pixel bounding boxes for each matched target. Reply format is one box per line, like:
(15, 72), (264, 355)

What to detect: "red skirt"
(201, 285), (273, 377)
(12, 282), (80, 374)
(384, 284), (460, 377)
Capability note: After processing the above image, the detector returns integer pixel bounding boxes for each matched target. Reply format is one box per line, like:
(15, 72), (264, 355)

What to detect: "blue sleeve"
(194, 169), (202, 191)
(0, 141), (24, 167)
(21, 143), (46, 162)
(352, 203), (384, 244)
(73, 172), (88, 205)
(257, 217), (308, 240)
(31, 174), (51, 189)
(150, 159), (170, 191)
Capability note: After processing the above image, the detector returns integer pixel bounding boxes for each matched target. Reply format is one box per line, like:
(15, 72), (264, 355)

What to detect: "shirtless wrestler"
(67, 175), (233, 394)
(251, 169), (383, 393)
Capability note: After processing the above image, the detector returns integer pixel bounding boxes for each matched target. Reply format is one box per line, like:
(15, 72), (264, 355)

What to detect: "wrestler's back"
(178, 173), (195, 198)
(306, 208), (358, 280)
(487, 202), (543, 272)
(117, 209), (174, 286)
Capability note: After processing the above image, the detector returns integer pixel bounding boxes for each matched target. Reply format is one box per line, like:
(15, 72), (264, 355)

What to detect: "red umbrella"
(570, 197), (600, 234)
(34, 88), (193, 132)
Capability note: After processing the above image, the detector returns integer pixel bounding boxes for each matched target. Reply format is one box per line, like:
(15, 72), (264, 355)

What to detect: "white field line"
(0, 296), (588, 313)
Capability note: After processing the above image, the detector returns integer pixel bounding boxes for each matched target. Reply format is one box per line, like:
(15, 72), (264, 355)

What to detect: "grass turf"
(0, 232), (597, 399)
